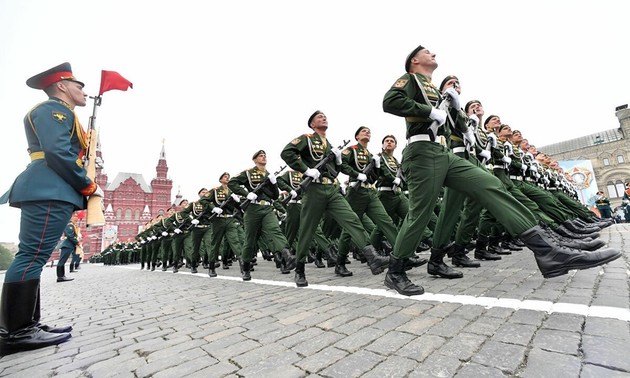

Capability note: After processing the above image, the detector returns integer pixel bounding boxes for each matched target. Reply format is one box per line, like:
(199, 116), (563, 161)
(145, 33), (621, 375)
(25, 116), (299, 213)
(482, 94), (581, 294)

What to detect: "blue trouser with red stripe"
(5, 201), (73, 283)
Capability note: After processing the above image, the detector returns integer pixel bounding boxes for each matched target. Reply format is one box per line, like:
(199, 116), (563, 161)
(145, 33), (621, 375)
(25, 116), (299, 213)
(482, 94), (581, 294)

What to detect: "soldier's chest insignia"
(193, 202), (203, 214)
(393, 79), (408, 88)
(290, 171), (303, 186)
(249, 170), (265, 185)
(385, 155), (397, 170)
(52, 111), (67, 123)
(215, 188), (228, 202)
(357, 150), (369, 164)
(311, 139), (325, 154)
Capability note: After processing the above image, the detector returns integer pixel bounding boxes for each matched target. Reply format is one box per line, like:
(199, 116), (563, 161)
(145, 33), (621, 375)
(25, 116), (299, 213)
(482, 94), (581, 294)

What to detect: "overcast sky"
(1, 0), (628, 243)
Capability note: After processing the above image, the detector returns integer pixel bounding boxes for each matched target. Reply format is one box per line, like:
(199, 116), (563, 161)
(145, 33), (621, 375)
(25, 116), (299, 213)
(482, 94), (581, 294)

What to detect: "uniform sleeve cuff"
(79, 181), (97, 196)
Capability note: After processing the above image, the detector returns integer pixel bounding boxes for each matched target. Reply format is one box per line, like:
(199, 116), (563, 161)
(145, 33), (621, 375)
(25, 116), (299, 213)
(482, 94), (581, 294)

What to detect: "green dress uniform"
(179, 200), (211, 273)
(382, 71), (539, 295)
(202, 185), (242, 277)
(281, 132), (389, 286)
(228, 166), (293, 280)
(337, 143), (399, 264)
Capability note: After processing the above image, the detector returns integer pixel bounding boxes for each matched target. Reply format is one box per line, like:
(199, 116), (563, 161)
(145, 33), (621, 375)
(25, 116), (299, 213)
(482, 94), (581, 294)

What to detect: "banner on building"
(558, 160), (598, 206)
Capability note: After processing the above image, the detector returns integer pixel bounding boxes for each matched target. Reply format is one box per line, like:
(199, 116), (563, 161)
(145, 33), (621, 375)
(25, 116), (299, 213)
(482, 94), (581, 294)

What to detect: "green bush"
(0, 245), (14, 270)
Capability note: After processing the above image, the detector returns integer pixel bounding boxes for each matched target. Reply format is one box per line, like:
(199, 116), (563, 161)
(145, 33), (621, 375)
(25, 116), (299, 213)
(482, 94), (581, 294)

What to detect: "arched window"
(135, 209), (140, 220)
(617, 155), (625, 164)
(603, 158), (610, 166)
(125, 209), (132, 220)
(116, 208), (122, 220)
(615, 180), (625, 198)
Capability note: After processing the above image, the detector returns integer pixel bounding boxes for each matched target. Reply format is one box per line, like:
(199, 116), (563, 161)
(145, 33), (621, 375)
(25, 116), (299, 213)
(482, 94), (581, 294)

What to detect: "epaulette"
(350, 145), (359, 149)
(304, 133), (312, 137)
(211, 186), (220, 190)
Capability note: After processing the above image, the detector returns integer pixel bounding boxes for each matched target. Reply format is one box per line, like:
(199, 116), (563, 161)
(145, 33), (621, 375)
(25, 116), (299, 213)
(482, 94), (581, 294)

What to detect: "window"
(617, 155), (625, 163)
(135, 209), (140, 220)
(615, 182), (625, 197)
(116, 208), (122, 220)
(603, 158), (610, 166)
(125, 209), (132, 220)
(607, 184), (618, 198)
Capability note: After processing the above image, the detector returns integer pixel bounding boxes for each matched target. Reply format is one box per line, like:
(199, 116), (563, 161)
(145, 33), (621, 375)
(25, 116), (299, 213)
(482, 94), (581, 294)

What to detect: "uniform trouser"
(191, 226), (210, 266)
(599, 208), (612, 219)
(5, 200), (74, 283)
(183, 232), (193, 261)
(150, 241), (161, 265)
(160, 237), (173, 265)
(242, 204), (288, 263)
(372, 190), (434, 247)
(392, 142), (537, 260)
(208, 217), (241, 262)
(553, 191), (594, 220)
(450, 156), (486, 246)
(284, 203), (301, 249)
(337, 187), (398, 258)
(58, 247), (74, 270)
(297, 183), (369, 264)
(518, 182), (573, 223)
(221, 223), (244, 259)
(140, 244), (149, 266)
(495, 170), (556, 226)
(321, 212), (342, 242)
(171, 233), (186, 264)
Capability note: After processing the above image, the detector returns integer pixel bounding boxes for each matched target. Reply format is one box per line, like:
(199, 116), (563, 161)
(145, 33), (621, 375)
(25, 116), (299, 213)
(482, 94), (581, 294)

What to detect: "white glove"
(191, 219), (200, 225)
(162, 231), (168, 236)
(487, 133), (497, 148)
(463, 128), (476, 146)
(174, 228), (182, 234)
(393, 177), (401, 186)
(521, 165), (528, 174)
(230, 193), (241, 203)
(212, 207), (223, 215)
(468, 113), (479, 127)
(478, 150), (491, 160)
(443, 87), (460, 109)
(267, 173), (277, 184)
(534, 171), (541, 179)
(331, 147), (342, 165)
(91, 185), (104, 198)
(357, 173), (367, 182)
(246, 192), (258, 201)
(543, 177), (550, 185)
(304, 168), (320, 180)
(372, 154), (381, 168)
(290, 190), (298, 199)
(502, 156), (512, 165)
(429, 108), (447, 126)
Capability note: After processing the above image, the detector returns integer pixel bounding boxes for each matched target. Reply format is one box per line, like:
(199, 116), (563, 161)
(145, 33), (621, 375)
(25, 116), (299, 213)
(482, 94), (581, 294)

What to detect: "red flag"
(99, 70), (133, 95)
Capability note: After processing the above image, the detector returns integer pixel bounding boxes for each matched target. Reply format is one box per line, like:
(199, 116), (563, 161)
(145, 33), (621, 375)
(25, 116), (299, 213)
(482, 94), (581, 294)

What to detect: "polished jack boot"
(294, 262), (308, 287)
(384, 255), (424, 296)
(474, 237), (501, 261)
(448, 243), (480, 268)
(519, 225), (621, 278)
(334, 255), (353, 277)
(361, 245), (389, 275)
(0, 280), (71, 356)
(239, 260), (251, 281)
(427, 247), (463, 279)
(56, 265), (74, 283)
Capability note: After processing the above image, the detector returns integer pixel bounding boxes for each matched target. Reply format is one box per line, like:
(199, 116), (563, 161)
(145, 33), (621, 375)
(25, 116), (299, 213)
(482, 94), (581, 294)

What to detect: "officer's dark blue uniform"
(57, 215), (80, 282)
(0, 63), (100, 355)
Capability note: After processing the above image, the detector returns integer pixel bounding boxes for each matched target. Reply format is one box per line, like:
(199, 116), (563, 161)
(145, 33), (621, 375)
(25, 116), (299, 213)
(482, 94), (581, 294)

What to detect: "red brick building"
(52, 142), (174, 262)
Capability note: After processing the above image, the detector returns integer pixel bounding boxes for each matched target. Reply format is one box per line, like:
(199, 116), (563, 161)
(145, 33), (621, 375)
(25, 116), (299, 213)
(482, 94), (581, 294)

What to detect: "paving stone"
(364, 330), (416, 355)
(408, 353), (461, 377)
(583, 317), (630, 340)
(395, 334), (447, 362)
(438, 332), (487, 361)
(492, 323), (537, 346)
(360, 355), (417, 378)
(295, 346), (348, 374)
(135, 346), (207, 378)
(186, 361), (239, 378)
(542, 313), (585, 332)
(580, 363), (630, 377)
(470, 341), (526, 374)
(318, 349), (385, 378)
(464, 315), (506, 336)
(235, 349), (303, 377)
(333, 326), (387, 353)
(395, 315), (442, 336)
(292, 330), (345, 356)
(452, 362), (505, 377)
(582, 334), (630, 372)
(426, 316), (471, 338)
(520, 348), (581, 378)
(531, 329), (581, 355)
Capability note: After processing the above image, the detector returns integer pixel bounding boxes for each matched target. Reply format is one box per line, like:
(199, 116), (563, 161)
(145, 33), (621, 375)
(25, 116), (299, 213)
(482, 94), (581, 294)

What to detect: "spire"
(160, 138), (166, 159)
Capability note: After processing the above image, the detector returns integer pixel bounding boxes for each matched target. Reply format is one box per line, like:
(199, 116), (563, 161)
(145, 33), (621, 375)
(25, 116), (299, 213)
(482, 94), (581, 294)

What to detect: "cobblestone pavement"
(1, 224), (629, 377)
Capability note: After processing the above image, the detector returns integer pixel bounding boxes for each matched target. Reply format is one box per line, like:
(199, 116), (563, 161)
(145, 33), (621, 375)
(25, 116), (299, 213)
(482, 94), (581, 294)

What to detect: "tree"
(0, 245), (14, 270)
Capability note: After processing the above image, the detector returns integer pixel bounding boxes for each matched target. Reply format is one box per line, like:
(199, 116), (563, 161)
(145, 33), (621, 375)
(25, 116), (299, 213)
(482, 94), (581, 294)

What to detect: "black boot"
(56, 265), (74, 282)
(381, 240), (393, 256)
(33, 286), (72, 334)
(190, 265), (198, 274)
(294, 262), (308, 287)
(282, 248), (297, 271)
(208, 260), (217, 277)
(239, 260), (251, 281)
(427, 247), (463, 278)
(0, 280), (71, 356)
(314, 249), (325, 268)
(488, 236), (511, 255)
(501, 235), (523, 251)
(151, 262), (156, 271)
(140, 262), (145, 270)
(361, 245), (389, 275)
(405, 256), (428, 269)
(564, 220), (601, 233)
(323, 246), (336, 268)
(384, 255), (424, 296)
(474, 237), (501, 260)
(307, 247), (316, 263)
(519, 225), (621, 278)
(173, 263), (179, 273)
(449, 244), (480, 268)
(334, 256), (353, 277)
(543, 223), (606, 251)
(560, 221), (600, 238)
(273, 251), (283, 269)
(554, 225), (594, 240)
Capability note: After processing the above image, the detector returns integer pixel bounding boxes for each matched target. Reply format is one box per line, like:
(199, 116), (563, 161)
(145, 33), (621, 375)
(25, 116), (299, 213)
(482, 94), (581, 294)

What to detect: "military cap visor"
(484, 115), (499, 126)
(307, 110), (323, 128)
(465, 100), (481, 113)
(26, 62), (84, 90)
(252, 150), (266, 160)
(354, 126), (369, 139)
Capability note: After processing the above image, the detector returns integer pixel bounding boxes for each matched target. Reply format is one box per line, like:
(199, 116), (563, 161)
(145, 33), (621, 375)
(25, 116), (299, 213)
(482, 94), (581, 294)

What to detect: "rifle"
(350, 155), (377, 189)
(299, 139), (350, 192)
(391, 166), (404, 191)
(240, 165), (287, 212)
(184, 191), (242, 231)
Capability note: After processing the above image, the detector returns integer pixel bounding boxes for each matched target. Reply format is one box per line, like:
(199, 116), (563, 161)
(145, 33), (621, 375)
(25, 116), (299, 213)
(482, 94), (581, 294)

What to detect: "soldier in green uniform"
(281, 111), (390, 287)
(228, 150), (294, 280)
(203, 172), (243, 277)
(381, 44), (621, 296)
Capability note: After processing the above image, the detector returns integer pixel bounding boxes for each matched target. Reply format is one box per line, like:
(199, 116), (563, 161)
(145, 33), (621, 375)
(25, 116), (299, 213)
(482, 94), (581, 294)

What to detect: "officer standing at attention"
(281, 111), (390, 287)
(57, 212), (81, 282)
(0, 63), (104, 355)
(381, 45), (621, 296)
(595, 190), (613, 219)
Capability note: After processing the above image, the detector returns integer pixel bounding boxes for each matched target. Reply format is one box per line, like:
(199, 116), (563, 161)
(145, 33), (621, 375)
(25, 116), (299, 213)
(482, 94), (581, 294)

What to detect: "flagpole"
(85, 95), (106, 226)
